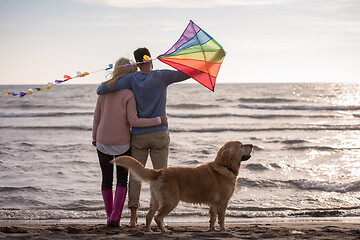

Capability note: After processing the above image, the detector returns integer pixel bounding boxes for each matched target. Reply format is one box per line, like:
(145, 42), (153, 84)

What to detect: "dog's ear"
(220, 146), (242, 174)
(221, 148), (233, 162)
(215, 146), (230, 164)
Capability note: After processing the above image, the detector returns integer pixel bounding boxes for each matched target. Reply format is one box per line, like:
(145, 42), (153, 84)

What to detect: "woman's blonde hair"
(102, 57), (137, 89)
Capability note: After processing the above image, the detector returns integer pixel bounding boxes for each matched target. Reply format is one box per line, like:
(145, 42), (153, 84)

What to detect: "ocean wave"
(238, 104), (360, 111)
(21, 142), (34, 147)
(57, 199), (103, 211)
(291, 210), (342, 218)
(0, 126), (92, 131)
(62, 160), (93, 166)
(238, 178), (360, 193)
(0, 195), (47, 208)
(2, 103), (90, 111)
(253, 145), (264, 151)
(231, 207), (358, 218)
(227, 206), (297, 212)
(296, 180), (360, 193)
(0, 209), (105, 220)
(170, 125), (360, 133)
(167, 113), (336, 119)
(228, 207), (360, 218)
(238, 97), (297, 103)
(238, 178), (280, 188)
(285, 145), (360, 151)
(0, 186), (42, 193)
(168, 113), (239, 118)
(270, 163), (282, 169)
(281, 139), (308, 145)
(181, 160), (202, 165)
(153, 206), (360, 219)
(285, 146), (336, 151)
(244, 163), (270, 171)
(168, 103), (219, 109)
(0, 112), (93, 118)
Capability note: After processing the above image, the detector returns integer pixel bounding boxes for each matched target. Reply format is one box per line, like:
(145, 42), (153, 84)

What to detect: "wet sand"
(1, 220), (360, 239)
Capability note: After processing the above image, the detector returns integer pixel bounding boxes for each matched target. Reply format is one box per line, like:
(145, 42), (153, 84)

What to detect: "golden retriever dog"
(112, 140), (252, 232)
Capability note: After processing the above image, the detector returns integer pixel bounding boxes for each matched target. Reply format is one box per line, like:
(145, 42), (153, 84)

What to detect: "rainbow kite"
(158, 20), (226, 92)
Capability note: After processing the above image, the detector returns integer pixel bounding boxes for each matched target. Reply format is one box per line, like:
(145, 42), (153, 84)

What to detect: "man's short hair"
(134, 47), (151, 63)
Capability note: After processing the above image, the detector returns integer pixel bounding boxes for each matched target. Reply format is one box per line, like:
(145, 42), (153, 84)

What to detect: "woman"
(92, 57), (167, 227)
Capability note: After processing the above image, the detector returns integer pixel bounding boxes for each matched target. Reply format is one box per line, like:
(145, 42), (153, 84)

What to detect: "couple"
(92, 47), (190, 227)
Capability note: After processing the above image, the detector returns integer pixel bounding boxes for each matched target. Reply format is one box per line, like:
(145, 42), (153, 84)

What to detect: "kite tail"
(111, 156), (160, 183)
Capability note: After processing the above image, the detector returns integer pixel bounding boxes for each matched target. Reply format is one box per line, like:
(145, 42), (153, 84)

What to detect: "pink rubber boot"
(101, 189), (113, 225)
(108, 186), (127, 227)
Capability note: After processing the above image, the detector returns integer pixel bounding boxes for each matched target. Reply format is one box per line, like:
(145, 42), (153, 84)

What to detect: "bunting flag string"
(4, 64), (113, 97)
(3, 57), (154, 97)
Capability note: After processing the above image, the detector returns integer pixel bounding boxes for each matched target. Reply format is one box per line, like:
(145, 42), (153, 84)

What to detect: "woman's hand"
(160, 115), (168, 125)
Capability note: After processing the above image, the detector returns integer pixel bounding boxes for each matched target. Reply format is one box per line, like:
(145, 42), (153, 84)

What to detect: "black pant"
(97, 148), (130, 190)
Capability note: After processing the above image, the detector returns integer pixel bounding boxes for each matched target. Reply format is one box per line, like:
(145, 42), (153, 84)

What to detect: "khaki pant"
(128, 130), (170, 209)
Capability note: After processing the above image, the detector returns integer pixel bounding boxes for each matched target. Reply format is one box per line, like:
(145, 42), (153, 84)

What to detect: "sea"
(1, 83), (360, 224)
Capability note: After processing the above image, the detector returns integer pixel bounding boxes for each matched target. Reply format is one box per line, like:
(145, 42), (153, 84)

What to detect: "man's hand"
(160, 116), (168, 125)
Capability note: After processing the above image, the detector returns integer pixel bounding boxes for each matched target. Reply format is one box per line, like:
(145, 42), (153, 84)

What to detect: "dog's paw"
(161, 229), (171, 234)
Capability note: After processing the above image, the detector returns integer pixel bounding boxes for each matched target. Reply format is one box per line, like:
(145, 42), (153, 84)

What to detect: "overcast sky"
(0, 0), (359, 85)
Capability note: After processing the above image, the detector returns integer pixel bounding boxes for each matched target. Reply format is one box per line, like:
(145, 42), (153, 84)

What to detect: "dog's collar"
(223, 165), (237, 176)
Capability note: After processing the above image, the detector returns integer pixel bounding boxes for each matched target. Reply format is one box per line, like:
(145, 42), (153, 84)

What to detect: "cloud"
(77, 0), (291, 8)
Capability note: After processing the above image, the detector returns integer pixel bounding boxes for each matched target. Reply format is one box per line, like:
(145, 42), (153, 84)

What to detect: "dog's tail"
(111, 156), (159, 182)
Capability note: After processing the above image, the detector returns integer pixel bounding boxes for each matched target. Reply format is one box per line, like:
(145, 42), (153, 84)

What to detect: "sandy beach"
(1, 220), (360, 240)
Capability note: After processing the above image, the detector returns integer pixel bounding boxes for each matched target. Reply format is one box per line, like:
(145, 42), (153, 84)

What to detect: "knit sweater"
(92, 89), (160, 146)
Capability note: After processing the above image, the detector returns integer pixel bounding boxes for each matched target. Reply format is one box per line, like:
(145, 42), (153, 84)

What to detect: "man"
(96, 47), (190, 227)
